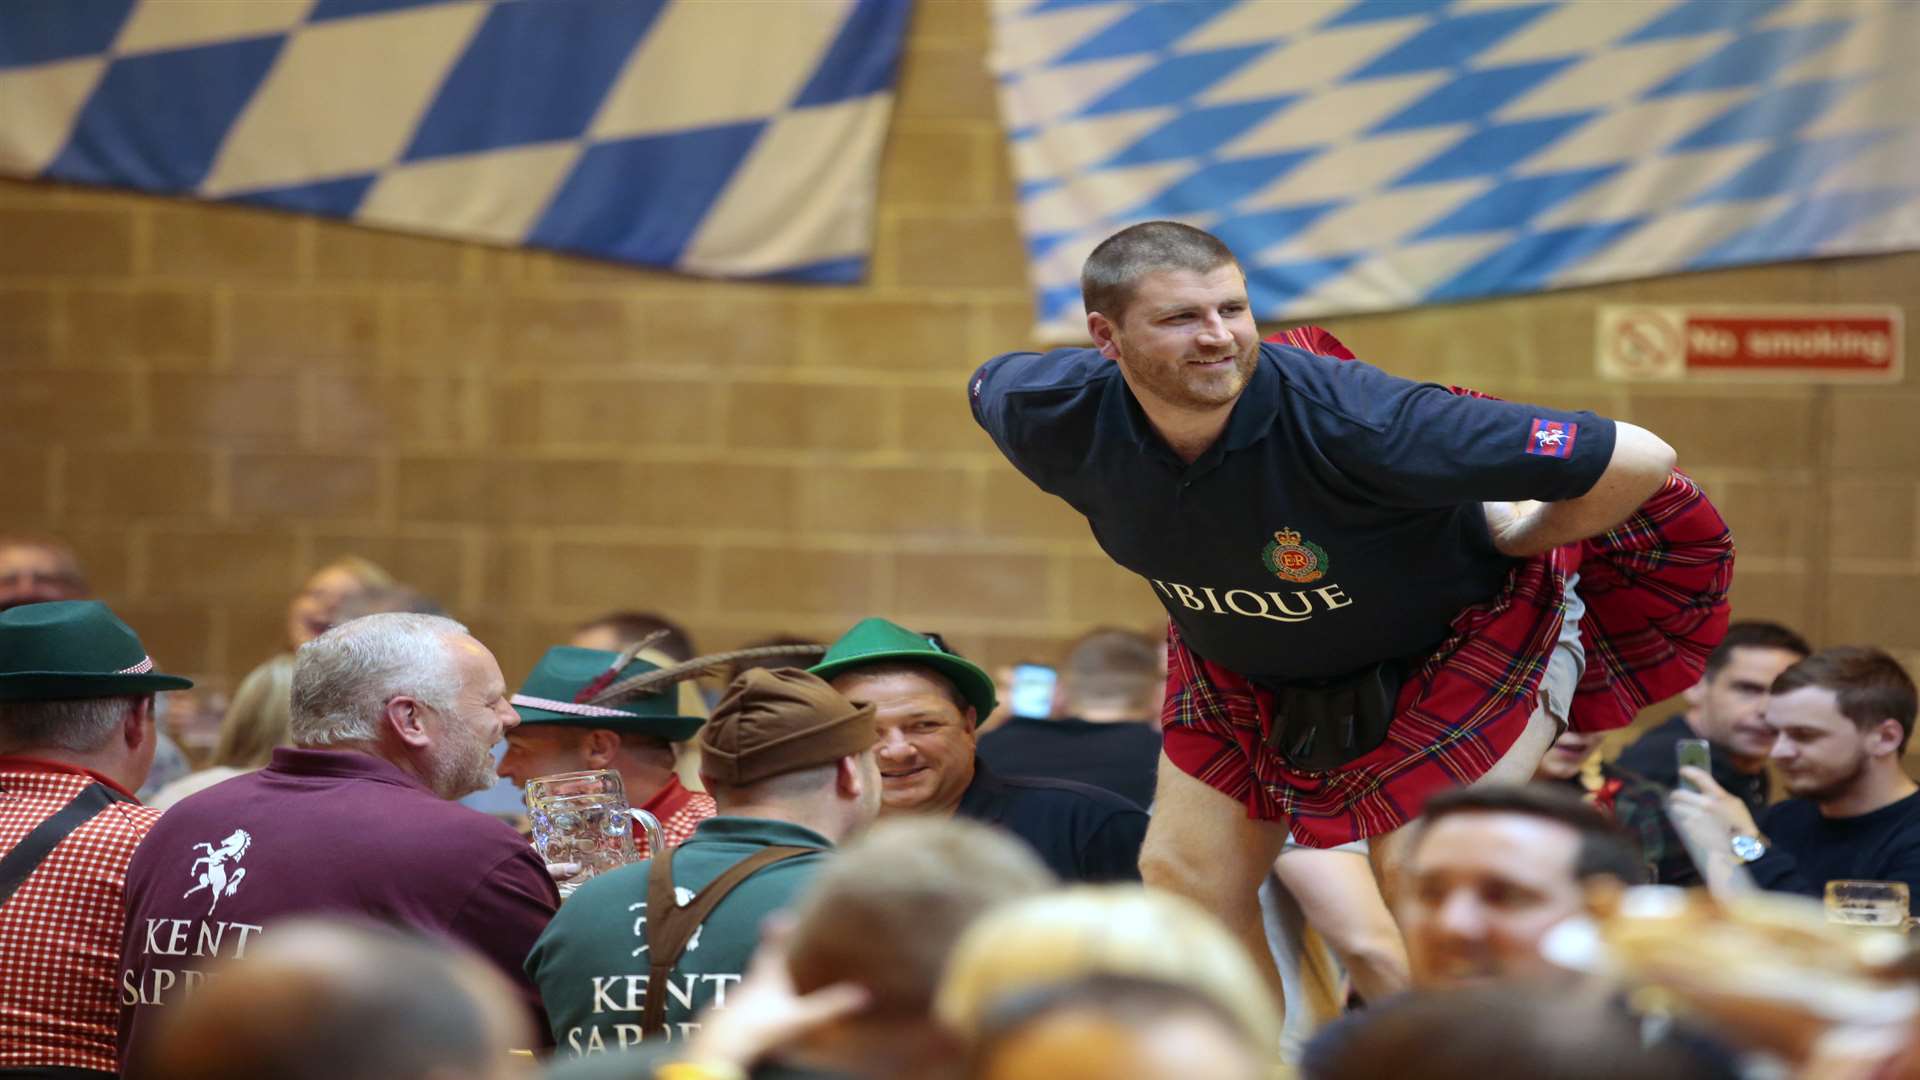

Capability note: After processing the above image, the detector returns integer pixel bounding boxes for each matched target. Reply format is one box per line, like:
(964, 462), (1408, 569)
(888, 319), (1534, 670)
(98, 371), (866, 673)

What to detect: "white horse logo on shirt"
(1534, 427), (1568, 447)
(627, 887), (701, 958)
(183, 829), (252, 915)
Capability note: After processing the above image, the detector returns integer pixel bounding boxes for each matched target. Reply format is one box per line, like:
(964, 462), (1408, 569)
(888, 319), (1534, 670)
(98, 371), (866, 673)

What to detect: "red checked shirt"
(0, 758), (160, 1075)
(634, 776), (715, 861)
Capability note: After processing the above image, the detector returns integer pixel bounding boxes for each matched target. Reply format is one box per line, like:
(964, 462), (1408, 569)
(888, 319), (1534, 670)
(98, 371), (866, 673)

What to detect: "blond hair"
(212, 655), (294, 769)
(935, 886), (1281, 1051)
(308, 555), (395, 592)
(786, 818), (1054, 1015)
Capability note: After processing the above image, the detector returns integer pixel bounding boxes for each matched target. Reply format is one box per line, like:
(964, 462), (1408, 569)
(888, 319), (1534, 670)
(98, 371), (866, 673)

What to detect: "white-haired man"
(116, 614), (559, 1068)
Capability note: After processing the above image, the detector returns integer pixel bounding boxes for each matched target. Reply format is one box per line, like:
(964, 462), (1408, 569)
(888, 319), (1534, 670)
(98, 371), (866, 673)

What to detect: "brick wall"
(4, 0), (1918, 712)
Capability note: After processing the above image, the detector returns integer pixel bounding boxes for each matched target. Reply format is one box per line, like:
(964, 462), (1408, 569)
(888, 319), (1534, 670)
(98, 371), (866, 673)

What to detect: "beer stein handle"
(632, 807), (665, 860)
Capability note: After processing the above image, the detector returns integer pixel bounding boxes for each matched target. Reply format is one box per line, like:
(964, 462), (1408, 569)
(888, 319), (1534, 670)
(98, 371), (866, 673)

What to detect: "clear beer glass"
(1824, 880), (1911, 929)
(526, 769), (637, 896)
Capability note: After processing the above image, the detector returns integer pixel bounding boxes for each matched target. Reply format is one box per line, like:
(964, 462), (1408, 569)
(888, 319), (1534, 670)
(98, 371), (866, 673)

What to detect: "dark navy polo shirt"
(956, 758), (1147, 883)
(970, 342), (1616, 682)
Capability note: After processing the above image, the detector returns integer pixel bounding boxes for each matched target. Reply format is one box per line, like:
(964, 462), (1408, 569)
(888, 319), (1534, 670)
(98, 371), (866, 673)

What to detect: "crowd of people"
(6, 221), (1920, 1080)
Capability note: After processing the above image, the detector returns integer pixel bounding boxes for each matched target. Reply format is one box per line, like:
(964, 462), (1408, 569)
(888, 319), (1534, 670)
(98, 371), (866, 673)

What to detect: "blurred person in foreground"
(977, 627), (1163, 810)
(128, 918), (533, 1080)
(117, 613), (558, 1067)
(146, 654), (293, 810)
(0, 535), (89, 612)
(0, 601), (191, 1078)
(527, 669), (881, 1056)
(935, 885), (1282, 1060)
(1611, 620), (1812, 884)
(1302, 983), (1726, 1080)
(814, 618), (1148, 882)
(1672, 646), (1920, 899)
(965, 975), (1266, 1080)
(1306, 785), (1739, 1076)
(1395, 783), (1646, 987)
(550, 817), (1056, 1080)
(499, 646), (717, 859)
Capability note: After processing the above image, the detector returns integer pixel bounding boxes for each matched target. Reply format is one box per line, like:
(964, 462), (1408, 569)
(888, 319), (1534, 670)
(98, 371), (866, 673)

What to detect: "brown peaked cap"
(699, 667), (877, 786)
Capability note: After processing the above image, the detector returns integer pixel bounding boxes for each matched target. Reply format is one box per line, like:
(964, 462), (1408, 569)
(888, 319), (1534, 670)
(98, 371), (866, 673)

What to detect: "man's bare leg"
(1367, 704), (1558, 910)
(1139, 752), (1293, 1014)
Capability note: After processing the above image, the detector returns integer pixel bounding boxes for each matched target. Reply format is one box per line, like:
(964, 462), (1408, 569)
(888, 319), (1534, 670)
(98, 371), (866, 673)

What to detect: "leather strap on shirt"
(0, 782), (131, 908)
(640, 842), (815, 1036)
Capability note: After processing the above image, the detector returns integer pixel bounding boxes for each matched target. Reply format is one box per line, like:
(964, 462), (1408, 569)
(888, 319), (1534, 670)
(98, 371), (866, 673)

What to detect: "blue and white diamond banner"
(994, 0), (1920, 338)
(0, 0), (909, 282)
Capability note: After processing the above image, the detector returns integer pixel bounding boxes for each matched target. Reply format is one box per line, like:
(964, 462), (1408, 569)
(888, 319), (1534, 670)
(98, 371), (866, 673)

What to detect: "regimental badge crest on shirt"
(1261, 527), (1328, 584)
(1526, 418), (1578, 459)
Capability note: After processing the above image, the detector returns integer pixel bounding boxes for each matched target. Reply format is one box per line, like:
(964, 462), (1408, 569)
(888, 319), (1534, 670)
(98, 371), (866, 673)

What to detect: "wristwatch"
(1730, 834), (1767, 863)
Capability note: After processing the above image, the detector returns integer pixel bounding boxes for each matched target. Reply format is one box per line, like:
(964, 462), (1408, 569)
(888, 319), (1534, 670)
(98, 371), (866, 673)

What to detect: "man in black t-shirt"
(1672, 647), (1920, 900)
(1610, 621), (1810, 884)
(979, 627), (1163, 810)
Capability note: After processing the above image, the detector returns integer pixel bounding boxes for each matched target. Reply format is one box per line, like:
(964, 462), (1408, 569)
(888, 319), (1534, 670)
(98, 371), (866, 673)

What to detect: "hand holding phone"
(1676, 738), (1711, 792)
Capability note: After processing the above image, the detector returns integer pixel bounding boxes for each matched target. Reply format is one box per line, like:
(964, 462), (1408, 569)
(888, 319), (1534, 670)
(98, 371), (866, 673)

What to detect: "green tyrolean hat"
(511, 645), (706, 741)
(809, 617), (997, 718)
(0, 600), (194, 702)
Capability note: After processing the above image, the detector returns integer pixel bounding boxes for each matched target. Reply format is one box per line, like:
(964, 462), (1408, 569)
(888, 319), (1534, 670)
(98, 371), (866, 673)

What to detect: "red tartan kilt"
(1161, 547), (1571, 847)
(1162, 330), (1739, 844)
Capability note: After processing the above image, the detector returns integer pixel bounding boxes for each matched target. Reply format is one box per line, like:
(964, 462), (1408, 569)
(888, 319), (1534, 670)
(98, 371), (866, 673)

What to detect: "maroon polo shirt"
(116, 748), (559, 1068)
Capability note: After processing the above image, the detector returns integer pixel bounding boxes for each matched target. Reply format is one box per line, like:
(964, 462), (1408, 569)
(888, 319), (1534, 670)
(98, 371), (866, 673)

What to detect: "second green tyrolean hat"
(808, 617), (997, 718)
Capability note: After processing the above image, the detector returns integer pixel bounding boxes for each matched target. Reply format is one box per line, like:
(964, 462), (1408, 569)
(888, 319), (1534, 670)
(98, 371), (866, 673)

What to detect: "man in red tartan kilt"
(969, 221), (1732, 1003)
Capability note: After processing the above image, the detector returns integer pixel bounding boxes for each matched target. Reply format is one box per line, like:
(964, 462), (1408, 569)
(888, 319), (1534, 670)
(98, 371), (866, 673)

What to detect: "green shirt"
(526, 816), (833, 1059)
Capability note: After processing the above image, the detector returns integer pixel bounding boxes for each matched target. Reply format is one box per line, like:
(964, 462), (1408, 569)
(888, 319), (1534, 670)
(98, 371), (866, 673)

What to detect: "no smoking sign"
(1596, 305), (1903, 383)
(1598, 308), (1686, 379)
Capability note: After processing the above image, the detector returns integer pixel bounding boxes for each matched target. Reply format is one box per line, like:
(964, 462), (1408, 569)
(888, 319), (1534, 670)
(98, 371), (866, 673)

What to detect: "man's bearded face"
(1100, 265), (1260, 415)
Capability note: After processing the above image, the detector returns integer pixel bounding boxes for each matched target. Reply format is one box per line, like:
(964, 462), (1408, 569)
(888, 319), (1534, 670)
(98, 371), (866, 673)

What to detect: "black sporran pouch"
(1256, 658), (1408, 773)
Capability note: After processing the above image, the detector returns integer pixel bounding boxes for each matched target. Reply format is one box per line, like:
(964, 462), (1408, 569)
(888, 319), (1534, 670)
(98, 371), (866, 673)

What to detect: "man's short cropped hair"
(1302, 982), (1732, 1080)
(1081, 221), (1238, 325)
(575, 611), (694, 662)
(1701, 620), (1812, 680)
(0, 695), (141, 755)
(784, 817), (1054, 1017)
(1419, 783), (1647, 885)
(724, 635), (825, 685)
(1771, 646), (1918, 753)
(1062, 627), (1163, 713)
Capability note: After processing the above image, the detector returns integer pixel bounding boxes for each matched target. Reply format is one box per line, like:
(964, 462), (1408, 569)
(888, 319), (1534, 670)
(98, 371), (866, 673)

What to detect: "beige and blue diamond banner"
(995, 0), (1920, 338)
(0, 0), (909, 282)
